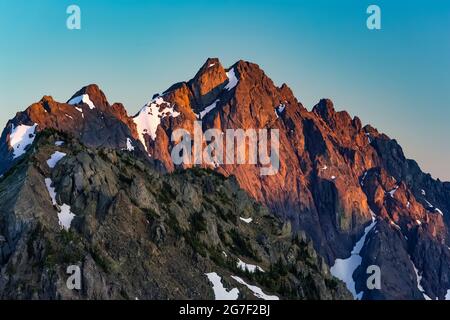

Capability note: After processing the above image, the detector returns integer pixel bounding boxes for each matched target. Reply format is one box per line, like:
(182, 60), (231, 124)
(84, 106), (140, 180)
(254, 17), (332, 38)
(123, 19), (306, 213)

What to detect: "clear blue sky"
(1, 0), (449, 180)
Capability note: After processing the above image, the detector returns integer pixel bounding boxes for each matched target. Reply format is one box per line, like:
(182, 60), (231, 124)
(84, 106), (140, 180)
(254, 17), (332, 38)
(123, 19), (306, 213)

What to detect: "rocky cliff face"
(0, 131), (349, 299)
(0, 58), (449, 300)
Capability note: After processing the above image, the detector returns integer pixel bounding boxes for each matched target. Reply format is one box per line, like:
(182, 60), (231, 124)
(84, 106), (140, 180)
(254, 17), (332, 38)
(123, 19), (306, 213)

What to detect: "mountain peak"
(313, 98), (335, 116)
(67, 84), (109, 108)
(188, 58), (228, 107)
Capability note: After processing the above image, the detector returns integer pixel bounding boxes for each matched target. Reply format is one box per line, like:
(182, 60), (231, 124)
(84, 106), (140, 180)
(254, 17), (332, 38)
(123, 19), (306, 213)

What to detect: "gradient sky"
(0, 0), (449, 180)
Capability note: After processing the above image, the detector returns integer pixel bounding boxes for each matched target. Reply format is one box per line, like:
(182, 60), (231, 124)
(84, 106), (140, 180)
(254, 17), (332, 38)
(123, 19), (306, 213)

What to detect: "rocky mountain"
(0, 58), (449, 300)
(0, 130), (349, 299)
(0, 84), (145, 176)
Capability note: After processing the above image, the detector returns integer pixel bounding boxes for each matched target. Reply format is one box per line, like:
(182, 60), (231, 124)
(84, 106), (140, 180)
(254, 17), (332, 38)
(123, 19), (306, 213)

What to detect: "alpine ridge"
(0, 58), (449, 300)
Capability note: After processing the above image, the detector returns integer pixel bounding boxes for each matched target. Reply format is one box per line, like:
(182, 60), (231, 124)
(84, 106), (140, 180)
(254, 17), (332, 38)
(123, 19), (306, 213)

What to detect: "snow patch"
(199, 100), (219, 119)
(47, 151), (67, 169)
(231, 276), (279, 300)
(58, 204), (76, 231)
(225, 68), (238, 91)
(330, 214), (377, 299)
(9, 123), (38, 159)
(133, 97), (180, 152)
(237, 258), (264, 273)
(44, 178), (75, 231)
(45, 178), (57, 205)
(387, 186), (399, 198)
(411, 260), (432, 300)
(360, 171), (368, 186)
(446, 289), (450, 300)
(424, 199), (445, 216)
(275, 104), (286, 117)
(239, 217), (253, 224)
(205, 272), (239, 300)
(55, 141), (64, 146)
(68, 94), (96, 110)
(126, 138), (135, 151)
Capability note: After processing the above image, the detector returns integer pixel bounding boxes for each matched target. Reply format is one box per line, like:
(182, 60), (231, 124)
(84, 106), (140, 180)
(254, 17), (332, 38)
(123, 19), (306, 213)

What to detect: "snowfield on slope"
(330, 214), (377, 299)
(133, 96), (180, 152)
(68, 94), (96, 109)
(9, 123), (38, 159)
(225, 68), (238, 90)
(205, 272), (239, 300)
(47, 151), (67, 168)
(44, 177), (75, 231)
(231, 276), (279, 300)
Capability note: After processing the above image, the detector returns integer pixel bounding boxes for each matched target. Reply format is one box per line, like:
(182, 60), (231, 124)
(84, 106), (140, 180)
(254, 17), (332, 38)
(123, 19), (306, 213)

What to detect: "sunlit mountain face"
(0, 1), (449, 302)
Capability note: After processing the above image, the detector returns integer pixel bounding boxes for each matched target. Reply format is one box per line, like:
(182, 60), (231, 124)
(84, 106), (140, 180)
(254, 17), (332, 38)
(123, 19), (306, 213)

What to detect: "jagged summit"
(0, 58), (449, 300)
(67, 84), (110, 110)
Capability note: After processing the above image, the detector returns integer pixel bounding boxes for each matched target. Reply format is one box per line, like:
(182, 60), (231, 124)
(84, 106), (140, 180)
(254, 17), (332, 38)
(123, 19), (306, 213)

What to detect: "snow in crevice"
(275, 104), (286, 118)
(424, 198), (445, 216)
(360, 171), (368, 186)
(224, 68), (238, 91)
(410, 259), (432, 300)
(55, 141), (65, 146)
(68, 94), (96, 110)
(231, 276), (279, 300)
(9, 123), (38, 159)
(446, 289), (450, 300)
(239, 217), (253, 224)
(205, 272), (239, 300)
(198, 99), (220, 119)
(387, 185), (399, 198)
(330, 214), (377, 299)
(133, 96), (180, 153)
(45, 178), (57, 205)
(237, 258), (264, 273)
(44, 178), (75, 231)
(47, 151), (67, 169)
(126, 138), (135, 151)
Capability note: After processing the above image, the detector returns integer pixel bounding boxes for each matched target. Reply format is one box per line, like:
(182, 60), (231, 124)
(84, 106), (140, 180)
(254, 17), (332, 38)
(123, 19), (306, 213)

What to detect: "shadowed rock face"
(0, 58), (449, 300)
